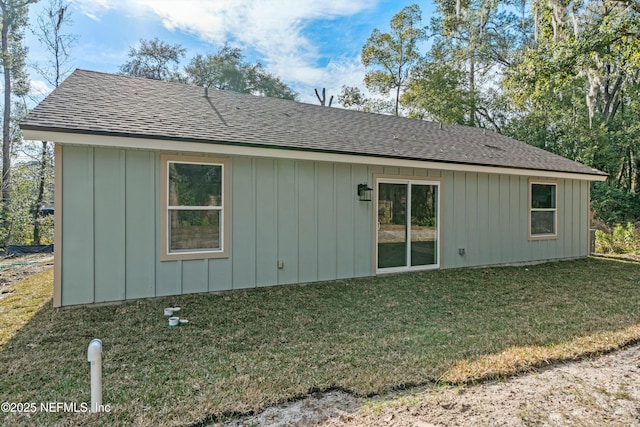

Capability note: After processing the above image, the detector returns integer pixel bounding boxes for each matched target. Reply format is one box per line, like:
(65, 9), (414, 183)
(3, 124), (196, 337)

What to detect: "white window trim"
(374, 176), (441, 274)
(160, 154), (230, 261)
(529, 180), (558, 240)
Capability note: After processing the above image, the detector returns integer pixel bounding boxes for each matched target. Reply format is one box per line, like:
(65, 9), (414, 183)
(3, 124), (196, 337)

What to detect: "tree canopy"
(5, 1), (640, 249)
(183, 46), (297, 100)
(119, 40), (297, 101)
(361, 4), (426, 115)
(0, 0), (37, 245)
(345, 0), (640, 223)
(119, 37), (186, 81)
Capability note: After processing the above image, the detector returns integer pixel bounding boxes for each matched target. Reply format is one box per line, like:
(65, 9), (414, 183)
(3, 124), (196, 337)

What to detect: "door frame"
(373, 175), (442, 274)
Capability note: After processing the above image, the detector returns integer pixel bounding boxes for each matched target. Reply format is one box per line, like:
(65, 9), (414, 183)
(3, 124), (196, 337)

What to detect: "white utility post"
(87, 339), (103, 413)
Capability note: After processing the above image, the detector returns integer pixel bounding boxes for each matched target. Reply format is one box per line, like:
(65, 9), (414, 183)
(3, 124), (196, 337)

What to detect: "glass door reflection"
(377, 180), (439, 271)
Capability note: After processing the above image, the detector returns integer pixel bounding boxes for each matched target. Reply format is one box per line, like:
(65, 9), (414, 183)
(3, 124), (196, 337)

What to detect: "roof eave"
(20, 126), (608, 181)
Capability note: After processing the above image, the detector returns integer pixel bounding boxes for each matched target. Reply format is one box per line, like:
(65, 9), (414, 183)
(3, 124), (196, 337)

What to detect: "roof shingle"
(21, 69), (606, 177)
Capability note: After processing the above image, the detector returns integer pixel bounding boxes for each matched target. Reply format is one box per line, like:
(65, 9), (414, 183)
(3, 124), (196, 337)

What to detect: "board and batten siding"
(440, 171), (589, 268)
(372, 167), (589, 269)
(58, 145), (590, 306)
(58, 145), (372, 306)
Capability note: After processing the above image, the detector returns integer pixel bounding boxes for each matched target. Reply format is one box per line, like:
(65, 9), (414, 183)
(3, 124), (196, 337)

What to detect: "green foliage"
(168, 162), (222, 231)
(503, 0), (640, 203)
(119, 37), (186, 81)
(595, 223), (638, 254)
(337, 85), (367, 110)
(425, 0), (523, 128)
(0, 159), (54, 245)
(401, 58), (470, 123)
(361, 4), (426, 115)
(1, 0), (34, 98)
(1, 0), (38, 238)
(337, 85), (394, 113)
(120, 40), (298, 100)
(184, 46), (297, 100)
(591, 181), (640, 224)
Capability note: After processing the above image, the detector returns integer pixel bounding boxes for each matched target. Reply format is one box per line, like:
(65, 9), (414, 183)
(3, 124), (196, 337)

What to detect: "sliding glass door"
(376, 179), (439, 272)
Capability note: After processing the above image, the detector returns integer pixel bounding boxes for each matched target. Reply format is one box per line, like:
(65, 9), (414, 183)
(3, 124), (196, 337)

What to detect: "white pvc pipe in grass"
(87, 339), (102, 413)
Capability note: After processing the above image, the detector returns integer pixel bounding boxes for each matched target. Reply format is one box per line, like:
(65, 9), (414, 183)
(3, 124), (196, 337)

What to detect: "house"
(20, 69), (607, 307)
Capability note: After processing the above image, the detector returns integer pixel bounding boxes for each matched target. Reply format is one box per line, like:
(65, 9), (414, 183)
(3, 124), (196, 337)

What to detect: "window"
(529, 181), (557, 239)
(161, 155), (229, 260)
(375, 177), (440, 272)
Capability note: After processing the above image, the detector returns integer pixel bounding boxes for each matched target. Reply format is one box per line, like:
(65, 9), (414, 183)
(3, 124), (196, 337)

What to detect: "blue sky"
(26, 0), (436, 105)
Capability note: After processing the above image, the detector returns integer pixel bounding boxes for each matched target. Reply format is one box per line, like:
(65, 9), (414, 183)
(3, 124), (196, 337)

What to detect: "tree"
(361, 4), (426, 115)
(32, 0), (74, 87)
(184, 46), (297, 100)
(337, 85), (394, 113)
(314, 88), (333, 106)
(401, 48), (470, 123)
(3, 156), (54, 245)
(502, 0), (640, 221)
(29, 0), (74, 245)
(1, 0), (36, 242)
(338, 85), (367, 110)
(427, 0), (524, 127)
(119, 37), (185, 81)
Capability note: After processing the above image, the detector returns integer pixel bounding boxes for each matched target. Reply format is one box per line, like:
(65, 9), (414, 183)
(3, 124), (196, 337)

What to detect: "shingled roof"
(21, 69), (605, 177)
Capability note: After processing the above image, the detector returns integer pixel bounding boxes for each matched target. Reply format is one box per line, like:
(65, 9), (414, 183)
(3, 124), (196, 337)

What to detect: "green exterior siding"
(58, 145), (591, 306)
(93, 148), (125, 302)
(231, 157), (256, 289)
(256, 158), (278, 287)
(297, 161), (318, 283)
(317, 163), (337, 281)
(124, 150), (156, 299)
(276, 160), (298, 285)
(61, 146), (94, 306)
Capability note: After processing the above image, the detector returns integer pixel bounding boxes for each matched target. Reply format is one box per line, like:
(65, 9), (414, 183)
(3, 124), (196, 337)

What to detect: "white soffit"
(23, 130), (608, 182)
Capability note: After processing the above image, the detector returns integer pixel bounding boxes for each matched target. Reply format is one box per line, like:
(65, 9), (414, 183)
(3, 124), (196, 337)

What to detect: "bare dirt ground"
(0, 254), (54, 300)
(221, 344), (640, 427)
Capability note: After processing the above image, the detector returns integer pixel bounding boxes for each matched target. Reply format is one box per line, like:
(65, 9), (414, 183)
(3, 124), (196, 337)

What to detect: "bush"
(591, 182), (640, 224)
(595, 222), (639, 254)
(0, 160), (54, 247)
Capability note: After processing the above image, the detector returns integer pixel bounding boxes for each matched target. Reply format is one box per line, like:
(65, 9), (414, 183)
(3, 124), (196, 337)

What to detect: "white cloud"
(29, 79), (53, 98)
(293, 56), (368, 105)
(70, 0), (112, 20)
(73, 0), (377, 98)
(135, 0), (376, 81)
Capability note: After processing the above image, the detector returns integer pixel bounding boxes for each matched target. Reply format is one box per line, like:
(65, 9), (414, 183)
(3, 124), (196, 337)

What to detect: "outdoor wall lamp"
(357, 183), (373, 202)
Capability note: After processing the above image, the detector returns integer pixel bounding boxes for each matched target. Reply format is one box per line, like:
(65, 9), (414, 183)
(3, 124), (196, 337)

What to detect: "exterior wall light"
(357, 183), (373, 202)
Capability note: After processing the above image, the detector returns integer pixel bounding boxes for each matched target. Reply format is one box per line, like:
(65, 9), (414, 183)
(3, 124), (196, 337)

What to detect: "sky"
(25, 0), (436, 105)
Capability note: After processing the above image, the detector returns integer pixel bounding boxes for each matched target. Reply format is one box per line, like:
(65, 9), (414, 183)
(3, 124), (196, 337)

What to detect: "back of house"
(20, 69), (607, 307)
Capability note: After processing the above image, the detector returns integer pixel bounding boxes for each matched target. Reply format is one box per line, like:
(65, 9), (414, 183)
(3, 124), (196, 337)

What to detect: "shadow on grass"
(2, 257), (640, 426)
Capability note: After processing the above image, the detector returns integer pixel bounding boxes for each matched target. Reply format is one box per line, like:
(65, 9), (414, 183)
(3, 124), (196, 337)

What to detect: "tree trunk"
(634, 146), (640, 194)
(32, 141), (48, 245)
(627, 145), (633, 192)
(469, 56), (476, 127)
(395, 84), (400, 116)
(1, 2), (11, 233)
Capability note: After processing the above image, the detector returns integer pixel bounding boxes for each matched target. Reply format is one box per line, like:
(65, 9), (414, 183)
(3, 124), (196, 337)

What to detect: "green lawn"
(2, 257), (640, 426)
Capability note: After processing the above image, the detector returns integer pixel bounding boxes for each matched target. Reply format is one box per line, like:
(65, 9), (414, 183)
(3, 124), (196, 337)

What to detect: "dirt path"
(222, 344), (640, 426)
(0, 254), (53, 300)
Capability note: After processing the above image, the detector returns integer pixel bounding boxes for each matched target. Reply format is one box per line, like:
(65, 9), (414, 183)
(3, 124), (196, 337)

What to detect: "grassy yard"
(2, 257), (640, 426)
